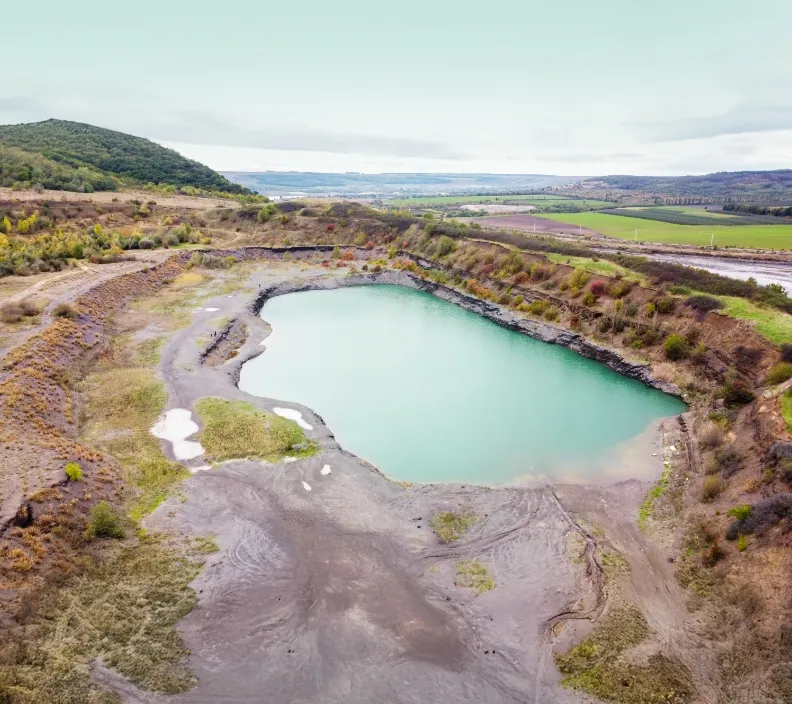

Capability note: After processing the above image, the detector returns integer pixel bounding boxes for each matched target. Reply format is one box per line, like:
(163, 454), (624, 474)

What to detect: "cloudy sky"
(3, 0), (791, 176)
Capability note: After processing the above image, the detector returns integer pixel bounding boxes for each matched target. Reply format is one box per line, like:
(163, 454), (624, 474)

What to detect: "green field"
(385, 194), (613, 207)
(716, 296), (792, 345)
(539, 212), (792, 250)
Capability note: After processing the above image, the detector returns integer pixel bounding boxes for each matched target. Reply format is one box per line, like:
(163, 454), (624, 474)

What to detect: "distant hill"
(223, 171), (573, 197)
(0, 119), (249, 194)
(578, 170), (792, 201)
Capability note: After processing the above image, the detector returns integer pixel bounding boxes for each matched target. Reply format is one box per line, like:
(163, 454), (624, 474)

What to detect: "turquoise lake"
(239, 285), (686, 484)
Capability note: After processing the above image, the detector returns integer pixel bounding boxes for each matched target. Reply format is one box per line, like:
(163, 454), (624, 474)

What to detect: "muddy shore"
(97, 262), (690, 704)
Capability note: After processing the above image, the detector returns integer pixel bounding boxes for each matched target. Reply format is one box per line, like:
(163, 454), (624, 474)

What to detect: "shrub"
(664, 333), (689, 361)
(737, 535), (748, 552)
(723, 380), (755, 407)
(767, 363), (792, 386)
(582, 291), (596, 306)
(726, 493), (792, 540)
(52, 303), (77, 319)
(656, 297), (676, 314)
(644, 302), (656, 317)
(699, 422), (724, 450)
(685, 295), (723, 314)
(138, 237), (155, 249)
(728, 505), (752, 521)
(701, 477), (724, 502)
(87, 501), (125, 539)
(691, 342), (708, 363)
(0, 299), (39, 323)
(781, 344), (792, 363)
(589, 281), (605, 297)
(625, 302), (638, 317)
(436, 236), (455, 257)
(64, 462), (83, 481)
(713, 445), (743, 479)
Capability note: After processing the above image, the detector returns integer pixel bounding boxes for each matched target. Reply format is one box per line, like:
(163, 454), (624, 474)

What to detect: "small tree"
(64, 462), (83, 481)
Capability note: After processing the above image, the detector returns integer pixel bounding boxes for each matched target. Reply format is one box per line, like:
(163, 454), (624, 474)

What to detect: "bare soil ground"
(465, 214), (603, 237)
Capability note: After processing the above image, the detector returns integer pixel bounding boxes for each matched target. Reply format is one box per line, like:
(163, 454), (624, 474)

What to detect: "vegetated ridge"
(0, 119), (250, 194)
(577, 170), (792, 200)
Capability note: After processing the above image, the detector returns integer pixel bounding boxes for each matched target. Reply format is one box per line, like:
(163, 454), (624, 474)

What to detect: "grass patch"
(781, 391), (792, 435)
(555, 604), (693, 703)
(715, 296), (792, 345)
(428, 511), (476, 543)
(544, 253), (641, 281)
(454, 560), (495, 594)
(194, 398), (315, 462)
(638, 465), (671, 529)
(81, 366), (188, 521)
(0, 540), (201, 701)
(135, 336), (166, 366)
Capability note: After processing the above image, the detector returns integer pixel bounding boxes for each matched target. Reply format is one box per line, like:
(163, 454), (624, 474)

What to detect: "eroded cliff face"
(253, 269), (682, 397)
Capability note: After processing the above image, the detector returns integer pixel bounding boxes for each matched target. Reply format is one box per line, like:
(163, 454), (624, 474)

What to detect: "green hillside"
(0, 119), (249, 194)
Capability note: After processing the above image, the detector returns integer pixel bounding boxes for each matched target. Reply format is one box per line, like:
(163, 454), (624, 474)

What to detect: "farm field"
(385, 194), (614, 207)
(538, 212), (792, 249)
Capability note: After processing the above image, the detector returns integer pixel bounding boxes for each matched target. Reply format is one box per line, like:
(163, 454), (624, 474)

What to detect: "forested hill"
(581, 170), (792, 200)
(0, 119), (249, 194)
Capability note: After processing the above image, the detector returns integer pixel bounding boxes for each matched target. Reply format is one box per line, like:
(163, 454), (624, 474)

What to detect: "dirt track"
(92, 263), (689, 704)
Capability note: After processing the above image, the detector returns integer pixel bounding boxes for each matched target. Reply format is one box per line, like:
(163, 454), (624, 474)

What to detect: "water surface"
(240, 285), (686, 484)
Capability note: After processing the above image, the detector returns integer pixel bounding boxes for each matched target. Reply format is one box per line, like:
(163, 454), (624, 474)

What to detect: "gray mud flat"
(99, 263), (679, 704)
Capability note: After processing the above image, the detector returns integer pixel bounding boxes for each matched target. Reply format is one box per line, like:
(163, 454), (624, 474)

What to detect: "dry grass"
(0, 539), (202, 702)
(194, 398), (315, 462)
(555, 604), (693, 703)
(454, 560), (495, 594)
(80, 333), (188, 521)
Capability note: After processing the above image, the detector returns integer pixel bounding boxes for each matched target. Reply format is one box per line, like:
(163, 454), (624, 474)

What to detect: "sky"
(3, 0), (792, 176)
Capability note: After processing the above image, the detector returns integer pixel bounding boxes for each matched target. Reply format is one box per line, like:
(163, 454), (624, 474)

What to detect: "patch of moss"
(195, 398), (315, 462)
(428, 511), (475, 543)
(638, 465), (671, 529)
(454, 560), (495, 594)
(555, 604), (693, 703)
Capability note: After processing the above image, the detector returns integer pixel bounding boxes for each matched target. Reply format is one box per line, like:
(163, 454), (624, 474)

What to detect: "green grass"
(555, 604), (693, 703)
(454, 560), (495, 594)
(428, 511), (476, 543)
(715, 296), (792, 345)
(539, 212), (792, 249)
(194, 398), (315, 462)
(638, 465), (671, 529)
(543, 253), (641, 281)
(781, 391), (792, 435)
(81, 367), (189, 521)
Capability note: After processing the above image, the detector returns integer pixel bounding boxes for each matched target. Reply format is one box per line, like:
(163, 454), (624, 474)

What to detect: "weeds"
(428, 511), (475, 543)
(555, 604), (693, 703)
(454, 560), (495, 594)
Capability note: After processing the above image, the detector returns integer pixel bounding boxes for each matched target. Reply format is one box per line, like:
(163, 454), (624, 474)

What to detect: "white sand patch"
(302, 481), (312, 491)
(205, 307), (219, 312)
(320, 464), (332, 475)
(191, 464), (211, 473)
(283, 457), (298, 463)
(273, 407), (312, 430)
(150, 408), (205, 460)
